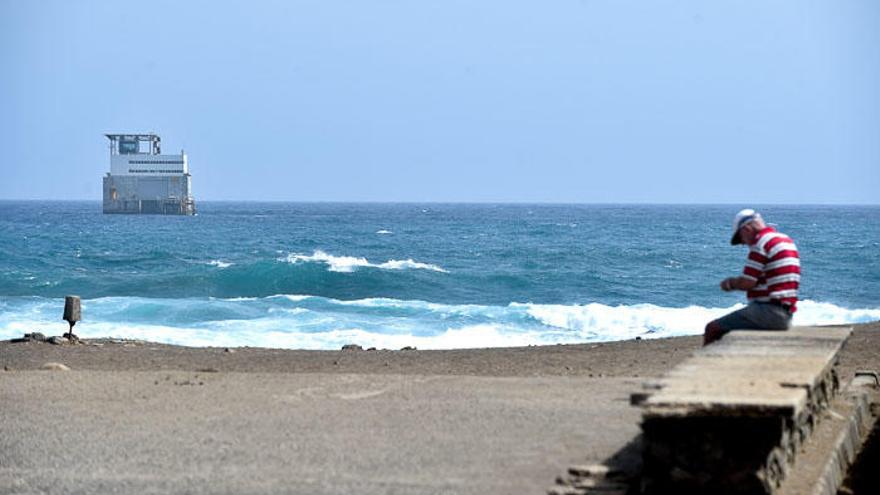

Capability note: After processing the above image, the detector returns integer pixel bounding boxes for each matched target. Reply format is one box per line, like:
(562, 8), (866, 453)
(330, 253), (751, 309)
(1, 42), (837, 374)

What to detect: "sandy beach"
(1, 323), (878, 494)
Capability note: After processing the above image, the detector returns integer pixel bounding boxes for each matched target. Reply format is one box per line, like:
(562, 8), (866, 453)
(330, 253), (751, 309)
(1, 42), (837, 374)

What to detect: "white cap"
(731, 209), (759, 245)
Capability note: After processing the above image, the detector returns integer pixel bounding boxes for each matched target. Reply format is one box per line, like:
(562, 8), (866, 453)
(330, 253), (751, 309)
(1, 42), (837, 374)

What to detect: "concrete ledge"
(644, 327), (849, 416)
(638, 326), (852, 494)
(778, 374), (880, 495)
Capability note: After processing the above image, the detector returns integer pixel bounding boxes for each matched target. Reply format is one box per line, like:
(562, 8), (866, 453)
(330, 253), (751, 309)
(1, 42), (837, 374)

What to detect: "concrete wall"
(103, 175), (195, 215)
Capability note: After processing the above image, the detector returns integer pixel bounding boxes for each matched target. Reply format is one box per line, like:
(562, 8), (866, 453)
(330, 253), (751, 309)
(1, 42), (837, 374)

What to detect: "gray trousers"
(714, 301), (793, 332)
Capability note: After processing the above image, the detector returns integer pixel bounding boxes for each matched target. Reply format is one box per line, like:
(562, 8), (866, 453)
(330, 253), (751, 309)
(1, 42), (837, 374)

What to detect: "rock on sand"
(41, 362), (71, 371)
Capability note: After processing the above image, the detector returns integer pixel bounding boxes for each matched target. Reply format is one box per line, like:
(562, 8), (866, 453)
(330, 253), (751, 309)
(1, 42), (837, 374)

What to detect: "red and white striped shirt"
(742, 227), (800, 312)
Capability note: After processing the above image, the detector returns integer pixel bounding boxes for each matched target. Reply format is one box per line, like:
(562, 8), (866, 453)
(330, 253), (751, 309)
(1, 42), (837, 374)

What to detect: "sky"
(1, 0), (878, 203)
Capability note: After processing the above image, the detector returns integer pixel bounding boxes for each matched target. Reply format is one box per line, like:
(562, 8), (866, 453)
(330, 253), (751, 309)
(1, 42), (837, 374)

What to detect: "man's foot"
(703, 322), (725, 346)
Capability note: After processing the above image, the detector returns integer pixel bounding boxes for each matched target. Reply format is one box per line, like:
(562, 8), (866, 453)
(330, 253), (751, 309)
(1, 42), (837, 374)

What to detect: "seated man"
(704, 209), (801, 345)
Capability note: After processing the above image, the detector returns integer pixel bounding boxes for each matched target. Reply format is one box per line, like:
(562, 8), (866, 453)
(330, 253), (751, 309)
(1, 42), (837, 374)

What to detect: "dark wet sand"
(1, 323), (877, 494)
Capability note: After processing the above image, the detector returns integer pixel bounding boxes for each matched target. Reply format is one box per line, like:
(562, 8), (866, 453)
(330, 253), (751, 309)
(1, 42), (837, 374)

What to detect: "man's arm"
(724, 246), (764, 292)
(720, 276), (757, 292)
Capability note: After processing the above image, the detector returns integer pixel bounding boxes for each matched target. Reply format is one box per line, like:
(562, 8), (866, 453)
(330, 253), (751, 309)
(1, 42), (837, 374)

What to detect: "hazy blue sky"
(1, 1), (878, 202)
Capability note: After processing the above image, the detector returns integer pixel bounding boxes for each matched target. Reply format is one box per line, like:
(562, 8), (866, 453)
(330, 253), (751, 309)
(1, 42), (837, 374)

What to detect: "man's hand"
(720, 276), (758, 292)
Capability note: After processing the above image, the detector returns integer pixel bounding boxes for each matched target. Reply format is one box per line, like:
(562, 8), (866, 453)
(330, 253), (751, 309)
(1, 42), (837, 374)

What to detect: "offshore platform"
(102, 134), (196, 215)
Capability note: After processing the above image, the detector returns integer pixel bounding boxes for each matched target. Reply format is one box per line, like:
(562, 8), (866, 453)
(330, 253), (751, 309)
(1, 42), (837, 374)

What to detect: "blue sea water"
(1, 201), (878, 349)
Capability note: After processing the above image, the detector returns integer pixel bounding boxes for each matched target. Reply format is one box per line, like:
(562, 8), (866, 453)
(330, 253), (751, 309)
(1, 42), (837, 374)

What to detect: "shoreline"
(2, 321), (877, 378)
(1, 334), (702, 377)
(3, 296), (878, 353)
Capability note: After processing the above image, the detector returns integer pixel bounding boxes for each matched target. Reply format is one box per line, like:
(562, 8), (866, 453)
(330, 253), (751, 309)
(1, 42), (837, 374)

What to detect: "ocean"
(1, 201), (878, 349)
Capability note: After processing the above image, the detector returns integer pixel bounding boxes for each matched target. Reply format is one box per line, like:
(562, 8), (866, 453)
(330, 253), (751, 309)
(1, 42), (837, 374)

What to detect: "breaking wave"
(280, 250), (448, 273)
(0, 296), (876, 350)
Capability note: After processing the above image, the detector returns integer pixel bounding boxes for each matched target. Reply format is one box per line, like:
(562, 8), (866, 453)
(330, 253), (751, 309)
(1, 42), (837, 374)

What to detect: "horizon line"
(1, 199), (879, 207)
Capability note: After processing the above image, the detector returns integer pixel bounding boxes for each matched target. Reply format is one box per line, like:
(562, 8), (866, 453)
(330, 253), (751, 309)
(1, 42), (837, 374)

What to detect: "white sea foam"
(1, 321), (544, 350)
(281, 250), (448, 273)
(790, 300), (880, 326)
(1, 297), (877, 350)
(206, 260), (233, 269)
(376, 230), (393, 235)
(377, 259), (448, 272)
(515, 302), (730, 341)
(278, 294), (312, 302)
(515, 299), (880, 341)
(283, 251), (371, 272)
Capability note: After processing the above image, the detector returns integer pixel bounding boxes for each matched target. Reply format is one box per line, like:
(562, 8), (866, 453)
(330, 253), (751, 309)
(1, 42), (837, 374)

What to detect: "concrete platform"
(644, 327), (850, 417)
(639, 327), (852, 494)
